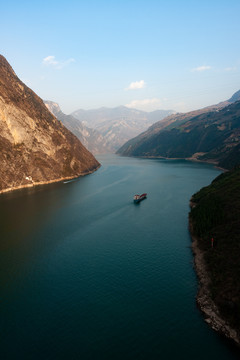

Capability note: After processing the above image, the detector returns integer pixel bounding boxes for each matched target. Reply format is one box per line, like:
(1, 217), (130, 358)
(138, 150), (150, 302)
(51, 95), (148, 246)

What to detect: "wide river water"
(0, 155), (239, 359)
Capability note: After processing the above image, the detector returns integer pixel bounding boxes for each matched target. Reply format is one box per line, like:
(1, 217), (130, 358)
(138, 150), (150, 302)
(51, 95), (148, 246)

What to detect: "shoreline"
(0, 164), (101, 195)
(189, 206), (240, 346)
(122, 154), (227, 172)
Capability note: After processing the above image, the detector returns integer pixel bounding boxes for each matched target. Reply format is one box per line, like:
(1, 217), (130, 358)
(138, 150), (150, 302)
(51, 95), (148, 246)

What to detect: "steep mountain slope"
(45, 101), (111, 154)
(71, 106), (174, 151)
(190, 166), (240, 344)
(117, 92), (240, 169)
(117, 96), (235, 155)
(0, 55), (100, 193)
(228, 89), (240, 103)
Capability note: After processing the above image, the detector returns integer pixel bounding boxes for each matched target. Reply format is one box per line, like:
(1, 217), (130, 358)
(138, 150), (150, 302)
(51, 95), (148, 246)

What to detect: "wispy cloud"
(42, 55), (75, 69)
(126, 98), (162, 111)
(224, 66), (237, 72)
(125, 80), (146, 90)
(191, 65), (212, 72)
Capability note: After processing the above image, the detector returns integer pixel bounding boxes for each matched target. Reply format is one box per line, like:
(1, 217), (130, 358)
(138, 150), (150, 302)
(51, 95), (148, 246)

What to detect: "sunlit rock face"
(0, 55), (100, 193)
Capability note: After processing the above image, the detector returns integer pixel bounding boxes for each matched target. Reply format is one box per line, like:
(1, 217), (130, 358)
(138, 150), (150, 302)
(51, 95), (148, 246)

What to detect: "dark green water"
(0, 155), (239, 359)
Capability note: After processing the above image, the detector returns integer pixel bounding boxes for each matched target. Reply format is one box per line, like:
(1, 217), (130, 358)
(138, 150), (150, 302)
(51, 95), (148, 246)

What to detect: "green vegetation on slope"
(117, 100), (240, 170)
(190, 167), (240, 331)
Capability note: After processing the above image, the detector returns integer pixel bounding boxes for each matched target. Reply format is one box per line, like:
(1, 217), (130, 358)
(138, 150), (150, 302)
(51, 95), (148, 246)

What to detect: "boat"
(133, 193), (147, 203)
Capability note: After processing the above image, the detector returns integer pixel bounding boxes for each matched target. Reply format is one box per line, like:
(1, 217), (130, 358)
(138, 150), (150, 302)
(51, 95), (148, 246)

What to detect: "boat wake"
(63, 179), (76, 184)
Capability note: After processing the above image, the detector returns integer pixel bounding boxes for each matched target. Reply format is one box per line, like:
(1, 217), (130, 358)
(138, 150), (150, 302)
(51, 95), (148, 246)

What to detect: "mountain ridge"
(71, 106), (174, 151)
(117, 90), (240, 169)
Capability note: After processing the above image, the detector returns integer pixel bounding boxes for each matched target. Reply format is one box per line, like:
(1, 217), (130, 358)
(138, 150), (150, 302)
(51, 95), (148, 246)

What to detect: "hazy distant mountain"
(117, 90), (240, 169)
(228, 89), (240, 103)
(71, 106), (174, 151)
(0, 55), (99, 193)
(44, 101), (111, 154)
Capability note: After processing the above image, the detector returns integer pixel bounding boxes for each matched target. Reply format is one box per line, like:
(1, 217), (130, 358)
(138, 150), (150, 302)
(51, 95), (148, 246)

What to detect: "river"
(0, 155), (239, 359)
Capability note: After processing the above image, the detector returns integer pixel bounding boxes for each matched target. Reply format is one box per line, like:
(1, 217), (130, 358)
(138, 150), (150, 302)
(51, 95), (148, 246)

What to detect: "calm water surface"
(0, 155), (239, 359)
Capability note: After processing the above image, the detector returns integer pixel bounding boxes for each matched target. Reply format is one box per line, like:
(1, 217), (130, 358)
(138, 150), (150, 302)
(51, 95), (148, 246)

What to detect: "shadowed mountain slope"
(117, 92), (240, 169)
(190, 166), (240, 344)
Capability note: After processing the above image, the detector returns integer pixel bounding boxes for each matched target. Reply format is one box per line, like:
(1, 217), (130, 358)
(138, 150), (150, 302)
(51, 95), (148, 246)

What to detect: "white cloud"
(42, 55), (75, 69)
(191, 65), (212, 72)
(126, 98), (162, 111)
(224, 66), (237, 72)
(125, 80), (146, 90)
(42, 55), (58, 66)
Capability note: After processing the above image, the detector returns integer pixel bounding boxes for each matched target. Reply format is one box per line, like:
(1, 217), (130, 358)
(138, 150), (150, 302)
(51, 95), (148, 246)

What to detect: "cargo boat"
(133, 193), (147, 203)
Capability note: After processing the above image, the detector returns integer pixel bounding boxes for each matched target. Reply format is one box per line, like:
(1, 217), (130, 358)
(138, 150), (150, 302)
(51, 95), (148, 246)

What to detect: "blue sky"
(1, 0), (240, 113)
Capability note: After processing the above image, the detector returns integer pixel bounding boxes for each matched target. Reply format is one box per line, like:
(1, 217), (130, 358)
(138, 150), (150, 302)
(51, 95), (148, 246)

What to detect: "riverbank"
(189, 214), (240, 346)
(189, 166), (240, 347)
(128, 154), (227, 172)
(0, 164), (101, 195)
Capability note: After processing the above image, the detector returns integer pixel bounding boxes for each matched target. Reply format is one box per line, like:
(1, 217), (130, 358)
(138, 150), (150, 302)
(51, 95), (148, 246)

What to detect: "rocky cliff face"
(0, 55), (100, 193)
(44, 101), (111, 154)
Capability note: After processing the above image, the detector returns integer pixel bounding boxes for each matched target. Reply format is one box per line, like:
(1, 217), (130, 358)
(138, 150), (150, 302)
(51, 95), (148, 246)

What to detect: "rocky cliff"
(0, 55), (100, 193)
(44, 101), (111, 154)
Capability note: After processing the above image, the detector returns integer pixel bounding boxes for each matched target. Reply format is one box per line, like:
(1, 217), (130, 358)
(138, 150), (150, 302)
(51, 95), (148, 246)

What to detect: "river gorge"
(0, 155), (238, 359)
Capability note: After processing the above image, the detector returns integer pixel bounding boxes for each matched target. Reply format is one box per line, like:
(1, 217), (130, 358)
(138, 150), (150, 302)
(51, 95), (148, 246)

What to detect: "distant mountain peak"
(44, 100), (61, 115)
(71, 106), (174, 150)
(228, 89), (240, 103)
